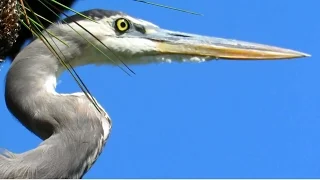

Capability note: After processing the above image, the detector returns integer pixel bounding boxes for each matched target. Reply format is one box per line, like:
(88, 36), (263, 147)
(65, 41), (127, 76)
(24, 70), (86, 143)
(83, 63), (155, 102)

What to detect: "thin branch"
(133, 0), (203, 16)
(50, 0), (97, 23)
(19, 0), (32, 26)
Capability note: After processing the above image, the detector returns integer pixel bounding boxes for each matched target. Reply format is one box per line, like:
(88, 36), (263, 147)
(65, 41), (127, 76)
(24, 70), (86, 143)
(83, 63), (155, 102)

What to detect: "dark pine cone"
(0, 0), (76, 62)
(0, 0), (20, 61)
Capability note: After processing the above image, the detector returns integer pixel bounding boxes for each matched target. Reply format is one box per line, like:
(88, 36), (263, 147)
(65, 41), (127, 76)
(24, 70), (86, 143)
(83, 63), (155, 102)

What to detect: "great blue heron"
(0, 9), (310, 178)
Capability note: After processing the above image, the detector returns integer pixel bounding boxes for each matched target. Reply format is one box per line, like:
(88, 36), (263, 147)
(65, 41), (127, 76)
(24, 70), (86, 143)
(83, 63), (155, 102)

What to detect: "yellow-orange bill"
(144, 28), (310, 60)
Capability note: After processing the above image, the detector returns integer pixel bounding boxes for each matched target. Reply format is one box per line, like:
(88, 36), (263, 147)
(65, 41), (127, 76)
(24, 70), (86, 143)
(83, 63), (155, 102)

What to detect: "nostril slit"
(169, 33), (191, 38)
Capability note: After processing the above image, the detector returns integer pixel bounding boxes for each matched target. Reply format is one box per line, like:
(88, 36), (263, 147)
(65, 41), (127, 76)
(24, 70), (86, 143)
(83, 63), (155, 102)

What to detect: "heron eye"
(115, 18), (130, 32)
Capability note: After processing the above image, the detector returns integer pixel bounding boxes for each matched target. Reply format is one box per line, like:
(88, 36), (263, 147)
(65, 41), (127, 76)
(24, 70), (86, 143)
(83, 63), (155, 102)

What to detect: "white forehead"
(52, 12), (161, 41)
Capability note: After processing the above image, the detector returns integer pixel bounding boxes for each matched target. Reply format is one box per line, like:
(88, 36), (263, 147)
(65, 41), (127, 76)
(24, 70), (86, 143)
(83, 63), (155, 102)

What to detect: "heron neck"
(0, 129), (104, 178)
(4, 38), (110, 178)
(5, 38), (110, 138)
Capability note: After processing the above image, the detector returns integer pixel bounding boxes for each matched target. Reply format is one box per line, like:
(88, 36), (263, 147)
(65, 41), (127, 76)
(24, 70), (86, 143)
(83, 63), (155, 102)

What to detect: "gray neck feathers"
(1, 32), (109, 178)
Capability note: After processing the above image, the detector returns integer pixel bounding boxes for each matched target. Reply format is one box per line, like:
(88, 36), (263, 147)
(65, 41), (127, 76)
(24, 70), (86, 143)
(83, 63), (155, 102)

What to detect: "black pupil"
(120, 21), (126, 28)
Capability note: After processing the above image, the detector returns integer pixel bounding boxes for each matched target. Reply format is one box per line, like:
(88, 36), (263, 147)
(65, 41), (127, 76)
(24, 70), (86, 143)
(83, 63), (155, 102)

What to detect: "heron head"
(62, 9), (310, 65)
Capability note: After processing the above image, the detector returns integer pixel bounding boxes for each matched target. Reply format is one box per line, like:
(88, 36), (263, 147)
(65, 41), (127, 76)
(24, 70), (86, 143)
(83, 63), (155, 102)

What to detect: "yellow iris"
(115, 18), (130, 32)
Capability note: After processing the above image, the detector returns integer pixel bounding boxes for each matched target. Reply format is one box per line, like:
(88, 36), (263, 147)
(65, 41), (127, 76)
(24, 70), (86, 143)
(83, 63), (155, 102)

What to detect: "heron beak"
(144, 29), (310, 60)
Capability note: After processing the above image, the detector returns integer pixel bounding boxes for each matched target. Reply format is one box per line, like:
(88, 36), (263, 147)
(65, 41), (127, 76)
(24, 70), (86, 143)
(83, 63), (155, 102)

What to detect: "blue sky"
(0, 0), (319, 178)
